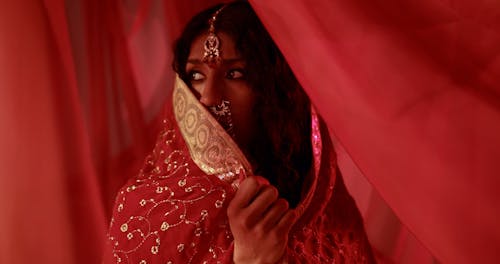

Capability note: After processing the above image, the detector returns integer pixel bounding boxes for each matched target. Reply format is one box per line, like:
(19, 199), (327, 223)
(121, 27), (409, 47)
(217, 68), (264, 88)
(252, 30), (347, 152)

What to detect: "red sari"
(104, 76), (374, 263)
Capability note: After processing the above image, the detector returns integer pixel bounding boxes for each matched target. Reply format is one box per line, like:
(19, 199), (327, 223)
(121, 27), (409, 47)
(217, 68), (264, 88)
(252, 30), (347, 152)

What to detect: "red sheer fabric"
(2, 0), (499, 263)
(1, 1), (216, 263)
(250, 0), (500, 263)
(1, 0), (105, 263)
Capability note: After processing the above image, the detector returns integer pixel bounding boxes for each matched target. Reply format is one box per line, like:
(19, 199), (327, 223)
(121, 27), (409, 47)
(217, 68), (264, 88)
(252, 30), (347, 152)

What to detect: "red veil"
(1, 0), (499, 263)
(249, 1), (500, 263)
(103, 76), (373, 263)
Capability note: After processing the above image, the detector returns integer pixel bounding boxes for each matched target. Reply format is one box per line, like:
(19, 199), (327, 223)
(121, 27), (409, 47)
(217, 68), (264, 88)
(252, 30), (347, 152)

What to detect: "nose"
(199, 75), (223, 107)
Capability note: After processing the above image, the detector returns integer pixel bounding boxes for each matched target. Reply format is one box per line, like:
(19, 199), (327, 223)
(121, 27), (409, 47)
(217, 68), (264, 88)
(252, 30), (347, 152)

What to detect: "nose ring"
(208, 100), (235, 138)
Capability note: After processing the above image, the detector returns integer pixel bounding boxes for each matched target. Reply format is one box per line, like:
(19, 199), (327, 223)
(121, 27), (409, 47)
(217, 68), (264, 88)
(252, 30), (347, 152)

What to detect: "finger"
(260, 198), (289, 231)
(230, 177), (262, 209)
(245, 185), (279, 221)
(253, 175), (270, 186)
(276, 209), (298, 234)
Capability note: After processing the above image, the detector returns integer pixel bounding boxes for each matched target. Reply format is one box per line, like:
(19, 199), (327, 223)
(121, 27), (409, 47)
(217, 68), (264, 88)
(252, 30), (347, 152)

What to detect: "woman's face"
(185, 32), (257, 152)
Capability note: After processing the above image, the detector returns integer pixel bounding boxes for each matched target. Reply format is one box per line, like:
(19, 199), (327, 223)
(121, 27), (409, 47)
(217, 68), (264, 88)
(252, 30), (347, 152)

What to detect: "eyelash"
(226, 69), (245, 79)
(187, 69), (246, 82)
(188, 71), (204, 82)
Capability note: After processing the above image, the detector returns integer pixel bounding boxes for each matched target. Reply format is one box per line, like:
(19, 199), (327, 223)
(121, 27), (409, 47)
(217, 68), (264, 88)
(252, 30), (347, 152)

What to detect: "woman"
(104, 2), (374, 263)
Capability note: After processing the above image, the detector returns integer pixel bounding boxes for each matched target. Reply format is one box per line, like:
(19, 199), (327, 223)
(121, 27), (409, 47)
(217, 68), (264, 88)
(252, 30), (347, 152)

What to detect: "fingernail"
(255, 176), (270, 186)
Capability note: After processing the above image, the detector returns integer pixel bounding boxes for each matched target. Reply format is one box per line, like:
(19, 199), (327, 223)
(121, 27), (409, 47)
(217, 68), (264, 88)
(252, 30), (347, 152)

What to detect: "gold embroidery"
(160, 222), (170, 231)
(108, 93), (237, 263)
(173, 75), (253, 184)
(177, 243), (185, 252)
(151, 246), (159, 254)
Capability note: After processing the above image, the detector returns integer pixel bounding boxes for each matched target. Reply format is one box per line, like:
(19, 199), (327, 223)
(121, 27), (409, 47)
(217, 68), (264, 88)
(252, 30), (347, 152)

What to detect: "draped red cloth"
(103, 77), (374, 263)
(249, 0), (500, 263)
(0, 0), (106, 263)
(1, 0), (499, 263)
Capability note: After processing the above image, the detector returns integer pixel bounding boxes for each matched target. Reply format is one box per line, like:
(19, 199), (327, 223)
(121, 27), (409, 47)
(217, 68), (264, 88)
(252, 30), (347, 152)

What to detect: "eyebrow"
(186, 58), (245, 64)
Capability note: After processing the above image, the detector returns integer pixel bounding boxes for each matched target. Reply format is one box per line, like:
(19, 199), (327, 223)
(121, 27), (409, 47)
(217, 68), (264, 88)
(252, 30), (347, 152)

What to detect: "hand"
(227, 176), (297, 264)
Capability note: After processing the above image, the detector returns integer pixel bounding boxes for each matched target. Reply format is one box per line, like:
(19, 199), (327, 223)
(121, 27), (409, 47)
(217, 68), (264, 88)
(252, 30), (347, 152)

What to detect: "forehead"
(189, 32), (239, 59)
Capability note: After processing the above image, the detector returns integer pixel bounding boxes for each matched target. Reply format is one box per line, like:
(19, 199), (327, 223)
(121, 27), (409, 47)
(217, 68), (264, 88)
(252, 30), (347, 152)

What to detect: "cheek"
(228, 90), (257, 129)
(232, 91), (256, 118)
(224, 83), (254, 110)
(189, 83), (203, 98)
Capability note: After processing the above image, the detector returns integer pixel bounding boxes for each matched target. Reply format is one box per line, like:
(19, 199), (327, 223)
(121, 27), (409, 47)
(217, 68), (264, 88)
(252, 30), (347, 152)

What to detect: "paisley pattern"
(173, 76), (252, 187)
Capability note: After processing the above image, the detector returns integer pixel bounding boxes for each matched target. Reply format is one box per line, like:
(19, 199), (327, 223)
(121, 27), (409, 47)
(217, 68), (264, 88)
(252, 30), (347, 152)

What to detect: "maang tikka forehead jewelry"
(202, 5), (227, 67)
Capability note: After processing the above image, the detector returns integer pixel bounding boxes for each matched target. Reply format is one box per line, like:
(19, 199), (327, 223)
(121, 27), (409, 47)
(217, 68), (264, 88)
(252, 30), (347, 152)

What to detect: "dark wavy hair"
(173, 1), (312, 207)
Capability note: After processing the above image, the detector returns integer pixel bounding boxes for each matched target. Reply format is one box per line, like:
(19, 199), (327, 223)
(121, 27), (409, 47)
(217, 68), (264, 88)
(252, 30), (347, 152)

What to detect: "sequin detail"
(107, 118), (234, 263)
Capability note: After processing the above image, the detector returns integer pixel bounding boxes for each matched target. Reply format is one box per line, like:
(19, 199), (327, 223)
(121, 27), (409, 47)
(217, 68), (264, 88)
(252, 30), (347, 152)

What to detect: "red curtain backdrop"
(1, 0), (106, 263)
(250, 0), (500, 263)
(1, 0), (498, 263)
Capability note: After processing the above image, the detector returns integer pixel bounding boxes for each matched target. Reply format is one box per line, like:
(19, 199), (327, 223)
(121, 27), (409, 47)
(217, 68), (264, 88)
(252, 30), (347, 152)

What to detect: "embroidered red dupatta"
(104, 77), (373, 263)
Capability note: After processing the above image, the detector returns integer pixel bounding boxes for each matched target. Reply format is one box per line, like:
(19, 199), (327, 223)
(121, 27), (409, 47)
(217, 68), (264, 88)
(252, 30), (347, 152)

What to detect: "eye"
(188, 71), (205, 81)
(226, 69), (245, 80)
